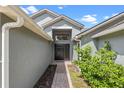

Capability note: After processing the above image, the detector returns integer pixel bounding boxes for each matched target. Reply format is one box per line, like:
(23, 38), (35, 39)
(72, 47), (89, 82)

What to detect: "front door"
(54, 44), (70, 60)
(55, 44), (64, 60)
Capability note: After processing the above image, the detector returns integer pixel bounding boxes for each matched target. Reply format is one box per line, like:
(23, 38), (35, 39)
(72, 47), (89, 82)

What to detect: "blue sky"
(20, 5), (124, 28)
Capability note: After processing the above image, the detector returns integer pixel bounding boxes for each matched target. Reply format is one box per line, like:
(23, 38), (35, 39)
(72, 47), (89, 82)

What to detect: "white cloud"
(103, 13), (119, 20)
(92, 21), (98, 24)
(92, 14), (97, 17)
(58, 6), (63, 9)
(104, 16), (109, 19)
(112, 13), (118, 16)
(20, 7), (30, 14)
(20, 6), (38, 14)
(58, 5), (65, 9)
(26, 6), (38, 14)
(81, 14), (98, 24)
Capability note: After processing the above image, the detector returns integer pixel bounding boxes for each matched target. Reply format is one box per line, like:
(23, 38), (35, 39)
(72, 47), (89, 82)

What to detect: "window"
(53, 30), (71, 41)
(55, 34), (70, 40)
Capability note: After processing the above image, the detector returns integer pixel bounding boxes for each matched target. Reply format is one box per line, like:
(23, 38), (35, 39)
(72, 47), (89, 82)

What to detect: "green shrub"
(74, 41), (124, 88)
(75, 45), (91, 63)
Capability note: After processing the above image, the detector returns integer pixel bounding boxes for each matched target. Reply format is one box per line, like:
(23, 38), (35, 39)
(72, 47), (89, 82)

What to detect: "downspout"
(2, 16), (24, 88)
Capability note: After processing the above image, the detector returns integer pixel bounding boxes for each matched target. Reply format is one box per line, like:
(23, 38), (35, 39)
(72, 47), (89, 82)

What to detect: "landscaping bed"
(68, 64), (90, 88)
(74, 41), (124, 88)
(34, 64), (57, 88)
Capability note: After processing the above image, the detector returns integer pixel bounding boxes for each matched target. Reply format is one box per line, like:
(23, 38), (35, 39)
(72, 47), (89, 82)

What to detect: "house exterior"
(0, 5), (124, 88)
(0, 6), (84, 88)
(75, 12), (124, 65)
(31, 9), (85, 61)
(0, 6), (53, 88)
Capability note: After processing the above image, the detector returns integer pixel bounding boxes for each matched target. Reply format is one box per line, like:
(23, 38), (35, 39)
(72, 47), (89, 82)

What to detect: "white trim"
(92, 23), (124, 38)
(55, 40), (71, 44)
(76, 12), (124, 38)
(42, 15), (84, 29)
(30, 9), (59, 19)
(2, 16), (24, 88)
(2, 30), (9, 88)
(52, 26), (72, 29)
(0, 6), (52, 41)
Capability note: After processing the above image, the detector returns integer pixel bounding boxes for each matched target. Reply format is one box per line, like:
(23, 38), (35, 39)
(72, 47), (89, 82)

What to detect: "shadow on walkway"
(34, 61), (70, 88)
(51, 61), (69, 88)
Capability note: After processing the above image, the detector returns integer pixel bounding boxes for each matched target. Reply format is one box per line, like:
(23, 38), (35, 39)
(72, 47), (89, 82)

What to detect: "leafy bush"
(75, 45), (91, 63)
(74, 41), (124, 88)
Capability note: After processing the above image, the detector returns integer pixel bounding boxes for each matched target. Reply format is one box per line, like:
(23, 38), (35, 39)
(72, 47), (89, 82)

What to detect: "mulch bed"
(34, 64), (57, 88)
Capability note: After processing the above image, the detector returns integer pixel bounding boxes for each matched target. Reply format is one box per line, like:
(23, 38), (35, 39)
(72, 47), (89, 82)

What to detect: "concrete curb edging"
(65, 62), (73, 88)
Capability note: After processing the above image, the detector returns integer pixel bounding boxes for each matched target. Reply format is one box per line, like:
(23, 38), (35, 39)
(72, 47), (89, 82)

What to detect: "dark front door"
(54, 44), (70, 60)
(55, 44), (64, 60)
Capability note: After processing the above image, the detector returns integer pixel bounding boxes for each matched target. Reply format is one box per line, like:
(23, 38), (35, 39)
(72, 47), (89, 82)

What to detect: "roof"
(76, 12), (124, 38)
(42, 15), (84, 29)
(0, 5), (53, 41)
(92, 22), (124, 38)
(30, 9), (60, 19)
(30, 8), (84, 30)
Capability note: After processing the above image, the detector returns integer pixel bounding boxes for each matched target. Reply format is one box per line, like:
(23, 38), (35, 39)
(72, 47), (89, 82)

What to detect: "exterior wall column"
(2, 16), (24, 88)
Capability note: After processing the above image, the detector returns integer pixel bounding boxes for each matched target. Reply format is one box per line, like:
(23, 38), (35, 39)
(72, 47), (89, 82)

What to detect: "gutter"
(2, 16), (24, 88)
(92, 23), (124, 38)
(0, 6), (53, 41)
(76, 12), (124, 38)
(9, 6), (53, 41)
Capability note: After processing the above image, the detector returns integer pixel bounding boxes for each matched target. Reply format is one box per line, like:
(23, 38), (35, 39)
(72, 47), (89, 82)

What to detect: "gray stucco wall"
(98, 30), (124, 65)
(80, 34), (98, 55)
(0, 13), (1, 60)
(44, 20), (81, 38)
(33, 12), (83, 62)
(0, 14), (1, 88)
(80, 18), (124, 50)
(43, 19), (82, 61)
(72, 41), (78, 60)
(33, 13), (56, 26)
(80, 19), (124, 65)
(1, 14), (52, 88)
(0, 63), (1, 88)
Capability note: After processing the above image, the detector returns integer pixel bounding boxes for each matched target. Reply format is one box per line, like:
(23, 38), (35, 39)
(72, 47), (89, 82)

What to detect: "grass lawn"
(68, 64), (90, 88)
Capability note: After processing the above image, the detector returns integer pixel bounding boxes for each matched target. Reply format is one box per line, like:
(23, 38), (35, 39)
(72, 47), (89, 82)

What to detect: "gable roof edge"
(0, 5), (53, 41)
(42, 15), (84, 29)
(76, 12), (124, 38)
(30, 9), (60, 19)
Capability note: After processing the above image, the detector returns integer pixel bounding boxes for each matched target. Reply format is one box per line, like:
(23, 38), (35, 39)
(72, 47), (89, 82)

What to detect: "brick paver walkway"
(51, 61), (70, 88)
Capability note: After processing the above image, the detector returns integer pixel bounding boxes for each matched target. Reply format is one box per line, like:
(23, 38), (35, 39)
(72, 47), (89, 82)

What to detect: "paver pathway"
(51, 61), (70, 88)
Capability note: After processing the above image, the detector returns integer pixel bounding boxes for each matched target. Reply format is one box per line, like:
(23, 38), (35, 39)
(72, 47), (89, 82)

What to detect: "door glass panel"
(64, 44), (70, 60)
(55, 44), (64, 60)
(54, 44), (70, 60)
